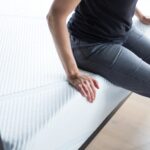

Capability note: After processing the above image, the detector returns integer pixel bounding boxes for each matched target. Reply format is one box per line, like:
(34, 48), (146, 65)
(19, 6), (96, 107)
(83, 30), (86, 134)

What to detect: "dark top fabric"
(67, 0), (138, 44)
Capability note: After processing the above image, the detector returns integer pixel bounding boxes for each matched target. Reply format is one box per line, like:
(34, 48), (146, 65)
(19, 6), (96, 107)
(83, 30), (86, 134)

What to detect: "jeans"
(69, 25), (150, 98)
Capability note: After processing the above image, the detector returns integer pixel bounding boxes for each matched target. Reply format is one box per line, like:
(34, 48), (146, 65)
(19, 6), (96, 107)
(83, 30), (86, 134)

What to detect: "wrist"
(67, 69), (80, 80)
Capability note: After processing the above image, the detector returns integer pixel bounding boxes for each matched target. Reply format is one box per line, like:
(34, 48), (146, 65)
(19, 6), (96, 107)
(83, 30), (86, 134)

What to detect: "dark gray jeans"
(69, 25), (150, 98)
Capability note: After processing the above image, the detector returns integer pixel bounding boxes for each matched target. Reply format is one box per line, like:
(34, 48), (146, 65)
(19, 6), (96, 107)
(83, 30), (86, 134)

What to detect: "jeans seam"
(108, 59), (150, 85)
(109, 48), (123, 69)
(130, 58), (143, 76)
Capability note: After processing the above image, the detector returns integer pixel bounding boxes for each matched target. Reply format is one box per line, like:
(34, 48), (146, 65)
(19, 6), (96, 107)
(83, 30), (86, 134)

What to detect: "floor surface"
(86, 93), (150, 150)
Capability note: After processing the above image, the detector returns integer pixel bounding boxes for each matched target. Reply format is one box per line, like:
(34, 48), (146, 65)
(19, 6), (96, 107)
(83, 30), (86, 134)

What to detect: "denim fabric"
(69, 25), (150, 97)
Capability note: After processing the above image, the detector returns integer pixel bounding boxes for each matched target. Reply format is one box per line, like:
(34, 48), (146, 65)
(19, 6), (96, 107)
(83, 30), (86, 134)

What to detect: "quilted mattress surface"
(0, 15), (144, 150)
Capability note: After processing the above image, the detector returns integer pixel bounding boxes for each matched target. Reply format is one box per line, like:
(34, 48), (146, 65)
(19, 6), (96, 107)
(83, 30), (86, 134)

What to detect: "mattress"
(0, 15), (136, 150)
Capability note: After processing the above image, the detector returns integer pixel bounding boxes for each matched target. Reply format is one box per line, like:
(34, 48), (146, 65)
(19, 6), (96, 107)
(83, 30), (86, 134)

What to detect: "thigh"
(106, 45), (150, 95)
(69, 34), (150, 97)
(69, 34), (124, 77)
(70, 33), (144, 78)
(123, 25), (150, 64)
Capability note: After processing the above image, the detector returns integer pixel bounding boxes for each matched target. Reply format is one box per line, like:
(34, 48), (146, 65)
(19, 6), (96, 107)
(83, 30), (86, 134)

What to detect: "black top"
(67, 0), (138, 44)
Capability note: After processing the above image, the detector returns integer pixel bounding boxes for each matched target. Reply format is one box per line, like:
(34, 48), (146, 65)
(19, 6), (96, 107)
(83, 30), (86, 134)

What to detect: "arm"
(46, 0), (80, 78)
(135, 7), (143, 20)
(135, 7), (150, 25)
(46, 0), (99, 102)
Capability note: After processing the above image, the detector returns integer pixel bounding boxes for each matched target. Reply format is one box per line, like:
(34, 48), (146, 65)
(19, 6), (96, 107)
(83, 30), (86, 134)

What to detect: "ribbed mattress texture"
(0, 15), (149, 150)
(0, 15), (73, 150)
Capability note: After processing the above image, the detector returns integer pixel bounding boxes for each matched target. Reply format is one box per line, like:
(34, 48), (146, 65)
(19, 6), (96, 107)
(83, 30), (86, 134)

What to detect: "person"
(46, 0), (150, 103)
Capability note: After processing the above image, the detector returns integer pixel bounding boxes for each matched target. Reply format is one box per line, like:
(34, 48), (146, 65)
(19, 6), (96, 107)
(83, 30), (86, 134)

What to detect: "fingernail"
(88, 98), (91, 102)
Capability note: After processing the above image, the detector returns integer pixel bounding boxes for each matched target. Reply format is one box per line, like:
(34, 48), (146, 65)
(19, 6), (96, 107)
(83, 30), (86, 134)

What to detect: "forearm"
(46, 13), (80, 78)
(135, 7), (144, 20)
(134, 7), (150, 25)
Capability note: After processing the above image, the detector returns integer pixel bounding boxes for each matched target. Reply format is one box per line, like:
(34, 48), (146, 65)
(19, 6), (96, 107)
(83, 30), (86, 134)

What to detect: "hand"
(67, 72), (100, 103)
(139, 15), (150, 25)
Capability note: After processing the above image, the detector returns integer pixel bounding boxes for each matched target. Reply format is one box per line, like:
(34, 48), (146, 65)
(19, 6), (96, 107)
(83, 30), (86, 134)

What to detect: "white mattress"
(0, 15), (137, 150)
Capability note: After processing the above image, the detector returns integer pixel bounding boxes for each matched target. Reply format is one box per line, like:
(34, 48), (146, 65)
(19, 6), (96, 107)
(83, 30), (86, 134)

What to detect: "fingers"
(141, 16), (150, 25)
(77, 81), (94, 102)
(78, 77), (100, 102)
(82, 83), (92, 101)
(92, 78), (100, 89)
(83, 78), (97, 102)
(84, 80), (95, 101)
(69, 73), (100, 103)
(82, 81), (94, 102)
(77, 84), (87, 98)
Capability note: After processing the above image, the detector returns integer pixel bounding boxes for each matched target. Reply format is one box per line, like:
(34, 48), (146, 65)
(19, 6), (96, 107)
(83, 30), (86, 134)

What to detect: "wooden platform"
(86, 93), (150, 150)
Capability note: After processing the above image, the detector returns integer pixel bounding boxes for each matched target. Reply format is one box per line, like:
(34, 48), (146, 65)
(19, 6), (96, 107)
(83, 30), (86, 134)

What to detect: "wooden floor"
(86, 93), (150, 150)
